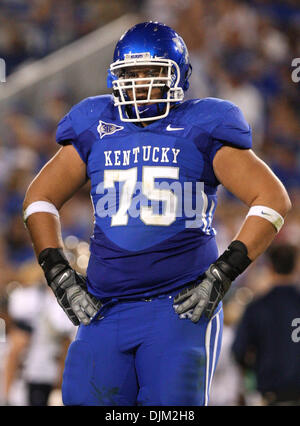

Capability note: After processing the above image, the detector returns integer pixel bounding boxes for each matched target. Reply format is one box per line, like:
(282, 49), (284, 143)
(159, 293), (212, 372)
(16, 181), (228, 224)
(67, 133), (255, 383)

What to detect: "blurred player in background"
(232, 243), (300, 406)
(208, 298), (246, 406)
(23, 22), (291, 406)
(3, 262), (75, 406)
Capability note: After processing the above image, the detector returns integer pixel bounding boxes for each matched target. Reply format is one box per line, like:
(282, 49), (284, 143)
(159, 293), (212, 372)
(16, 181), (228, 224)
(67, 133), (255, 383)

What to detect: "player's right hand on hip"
(49, 268), (102, 326)
(38, 248), (102, 326)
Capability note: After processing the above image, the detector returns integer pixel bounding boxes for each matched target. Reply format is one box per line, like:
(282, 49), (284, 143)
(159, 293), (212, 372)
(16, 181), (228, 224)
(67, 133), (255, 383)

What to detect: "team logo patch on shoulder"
(97, 120), (124, 139)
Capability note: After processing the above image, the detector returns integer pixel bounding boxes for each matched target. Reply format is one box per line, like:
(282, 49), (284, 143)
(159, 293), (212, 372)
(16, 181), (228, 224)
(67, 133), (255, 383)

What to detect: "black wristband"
(38, 248), (70, 285)
(215, 240), (252, 281)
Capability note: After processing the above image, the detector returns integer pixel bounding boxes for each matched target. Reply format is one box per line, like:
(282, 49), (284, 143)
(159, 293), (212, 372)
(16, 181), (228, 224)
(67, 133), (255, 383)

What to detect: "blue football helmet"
(107, 21), (192, 123)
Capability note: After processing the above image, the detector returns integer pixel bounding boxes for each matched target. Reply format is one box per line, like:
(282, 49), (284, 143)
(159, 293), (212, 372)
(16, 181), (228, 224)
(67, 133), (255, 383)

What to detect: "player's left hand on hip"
(174, 240), (252, 322)
(173, 264), (231, 322)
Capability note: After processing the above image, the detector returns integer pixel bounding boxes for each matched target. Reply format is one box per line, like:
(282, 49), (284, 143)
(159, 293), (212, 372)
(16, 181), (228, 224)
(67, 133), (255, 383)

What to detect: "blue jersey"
(56, 95), (252, 300)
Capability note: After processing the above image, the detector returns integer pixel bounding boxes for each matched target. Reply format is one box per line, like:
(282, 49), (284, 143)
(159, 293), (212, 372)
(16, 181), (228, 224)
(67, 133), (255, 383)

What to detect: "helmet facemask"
(109, 54), (184, 122)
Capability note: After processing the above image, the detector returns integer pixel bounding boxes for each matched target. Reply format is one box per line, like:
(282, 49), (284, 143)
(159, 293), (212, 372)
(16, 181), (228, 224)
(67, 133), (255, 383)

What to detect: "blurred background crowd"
(0, 0), (299, 406)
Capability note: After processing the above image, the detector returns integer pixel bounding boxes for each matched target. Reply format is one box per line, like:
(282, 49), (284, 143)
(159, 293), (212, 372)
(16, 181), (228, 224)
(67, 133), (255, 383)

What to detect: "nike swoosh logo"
(261, 211), (271, 216)
(58, 271), (70, 284)
(166, 124), (184, 131)
(213, 268), (222, 281)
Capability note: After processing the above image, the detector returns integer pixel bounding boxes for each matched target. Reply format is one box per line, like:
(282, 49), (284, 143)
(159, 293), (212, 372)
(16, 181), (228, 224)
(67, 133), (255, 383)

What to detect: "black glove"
(173, 240), (251, 322)
(39, 248), (102, 326)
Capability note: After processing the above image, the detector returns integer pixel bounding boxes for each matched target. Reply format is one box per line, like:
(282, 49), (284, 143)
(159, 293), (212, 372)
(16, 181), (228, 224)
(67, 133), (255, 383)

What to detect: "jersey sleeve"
(56, 114), (76, 145)
(56, 110), (88, 164)
(56, 97), (99, 164)
(209, 104), (252, 164)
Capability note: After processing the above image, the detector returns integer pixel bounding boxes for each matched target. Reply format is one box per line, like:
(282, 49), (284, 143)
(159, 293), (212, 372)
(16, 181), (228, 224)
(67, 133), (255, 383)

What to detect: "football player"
(23, 22), (291, 406)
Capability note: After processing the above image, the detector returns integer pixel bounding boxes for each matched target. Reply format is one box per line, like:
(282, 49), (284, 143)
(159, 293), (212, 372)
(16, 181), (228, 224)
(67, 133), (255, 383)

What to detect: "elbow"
(23, 189), (31, 212)
(269, 185), (292, 218)
(280, 188), (292, 217)
(23, 182), (54, 212)
(23, 179), (36, 211)
(23, 185), (36, 212)
(251, 183), (292, 218)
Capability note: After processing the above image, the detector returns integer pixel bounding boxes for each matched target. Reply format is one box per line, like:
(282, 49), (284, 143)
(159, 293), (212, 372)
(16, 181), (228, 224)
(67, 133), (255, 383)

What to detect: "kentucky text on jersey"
(56, 95), (252, 300)
(103, 146), (181, 167)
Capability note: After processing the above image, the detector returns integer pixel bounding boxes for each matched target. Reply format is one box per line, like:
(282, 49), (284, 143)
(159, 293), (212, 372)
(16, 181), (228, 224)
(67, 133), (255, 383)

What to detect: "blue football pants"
(62, 291), (223, 406)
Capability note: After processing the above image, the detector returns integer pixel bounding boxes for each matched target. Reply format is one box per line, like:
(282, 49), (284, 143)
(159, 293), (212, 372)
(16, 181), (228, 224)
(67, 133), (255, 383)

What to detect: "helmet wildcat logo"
(97, 120), (124, 139)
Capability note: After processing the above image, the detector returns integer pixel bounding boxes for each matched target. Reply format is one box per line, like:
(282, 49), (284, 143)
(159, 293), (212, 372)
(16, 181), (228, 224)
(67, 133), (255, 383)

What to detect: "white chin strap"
(110, 57), (184, 122)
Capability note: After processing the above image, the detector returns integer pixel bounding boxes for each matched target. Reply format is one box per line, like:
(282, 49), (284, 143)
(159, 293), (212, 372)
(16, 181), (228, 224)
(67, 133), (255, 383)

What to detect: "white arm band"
(23, 201), (59, 223)
(246, 205), (284, 232)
